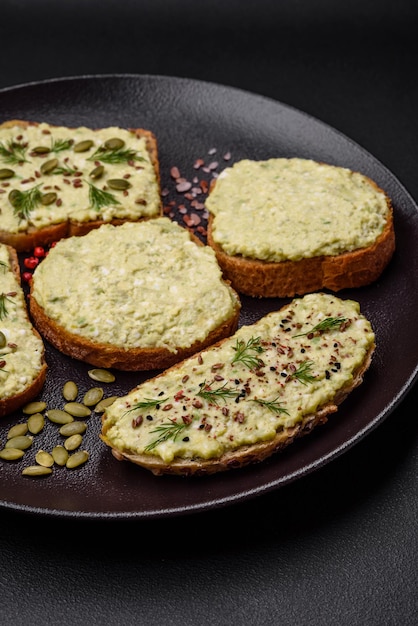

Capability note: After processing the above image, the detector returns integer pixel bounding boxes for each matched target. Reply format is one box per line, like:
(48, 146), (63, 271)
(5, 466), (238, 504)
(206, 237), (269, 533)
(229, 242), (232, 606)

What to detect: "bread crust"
(0, 245), (47, 418)
(0, 120), (162, 252)
(207, 171), (395, 298)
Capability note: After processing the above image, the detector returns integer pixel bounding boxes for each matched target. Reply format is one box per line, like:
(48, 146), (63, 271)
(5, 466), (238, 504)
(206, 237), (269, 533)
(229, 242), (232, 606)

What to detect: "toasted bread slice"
(101, 292), (375, 475)
(0, 244), (47, 418)
(0, 120), (162, 252)
(29, 218), (241, 371)
(206, 158), (395, 297)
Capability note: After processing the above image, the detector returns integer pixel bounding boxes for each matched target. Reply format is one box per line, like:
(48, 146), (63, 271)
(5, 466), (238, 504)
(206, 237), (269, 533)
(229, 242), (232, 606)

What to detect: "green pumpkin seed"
(64, 434), (83, 451)
(35, 450), (54, 467)
(32, 146), (51, 155)
(41, 192), (57, 206)
(0, 331), (6, 348)
(0, 168), (14, 180)
(66, 450), (89, 469)
(83, 387), (103, 407)
(89, 165), (104, 179)
(94, 395), (118, 413)
(73, 139), (94, 153)
(8, 189), (20, 207)
(51, 445), (68, 466)
(63, 402), (91, 418)
(59, 421), (87, 437)
(22, 401), (47, 415)
(88, 368), (115, 383)
(107, 178), (131, 191)
(0, 448), (25, 461)
(27, 412), (45, 435)
(22, 465), (53, 477)
(5, 435), (33, 450)
(46, 409), (74, 425)
(7, 423), (28, 439)
(62, 380), (78, 401)
(104, 137), (125, 150)
(40, 158), (58, 175)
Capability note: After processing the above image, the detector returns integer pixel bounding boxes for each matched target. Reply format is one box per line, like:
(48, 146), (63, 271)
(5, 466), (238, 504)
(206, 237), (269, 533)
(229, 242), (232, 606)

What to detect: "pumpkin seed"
(89, 165), (104, 179)
(23, 401), (47, 415)
(59, 421), (87, 437)
(66, 450), (89, 469)
(64, 434), (83, 451)
(88, 368), (115, 383)
(40, 158), (58, 175)
(7, 423), (28, 439)
(0, 448), (25, 461)
(32, 145), (51, 154)
(83, 387), (103, 407)
(94, 396), (118, 413)
(51, 445), (68, 466)
(0, 331), (6, 348)
(107, 178), (131, 191)
(0, 168), (14, 180)
(8, 189), (20, 207)
(5, 435), (33, 450)
(22, 465), (53, 477)
(63, 402), (91, 418)
(104, 137), (125, 150)
(62, 380), (78, 401)
(41, 192), (57, 206)
(73, 139), (94, 153)
(27, 412), (45, 434)
(46, 409), (74, 425)
(35, 450), (54, 467)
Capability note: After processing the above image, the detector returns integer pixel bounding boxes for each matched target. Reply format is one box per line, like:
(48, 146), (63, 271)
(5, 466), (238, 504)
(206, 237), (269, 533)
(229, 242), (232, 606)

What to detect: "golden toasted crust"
(101, 311), (375, 476)
(206, 174), (395, 298)
(0, 245), (47, 418)
(0, 120), (162, 252)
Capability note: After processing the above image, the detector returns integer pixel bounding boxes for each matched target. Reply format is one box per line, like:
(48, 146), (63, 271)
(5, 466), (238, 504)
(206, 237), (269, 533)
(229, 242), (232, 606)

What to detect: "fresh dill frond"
(288, 360), (316, 385)
(0, 140), (28, 165)
(87, 181), (120, 211)
(124, 397), (169, 414)
(0, 293), (14, 321)
(87, 146), (145, 165)
(197, 380), (240, 405)
(51, 138), (73, 153)
(252, 397), (289, 415)
(231, 336), (264, 369)
(293, 317), (347, 338)
(8, 185), (42, 220)
(144, 419), (188, 452)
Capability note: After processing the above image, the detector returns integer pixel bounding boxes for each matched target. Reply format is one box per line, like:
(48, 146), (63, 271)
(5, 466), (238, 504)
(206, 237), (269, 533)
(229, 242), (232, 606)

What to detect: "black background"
(0, 1), (417, 624)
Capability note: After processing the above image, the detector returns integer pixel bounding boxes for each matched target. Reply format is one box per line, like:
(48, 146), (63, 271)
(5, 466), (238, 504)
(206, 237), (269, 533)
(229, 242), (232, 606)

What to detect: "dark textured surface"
(0, 1), (417, 625)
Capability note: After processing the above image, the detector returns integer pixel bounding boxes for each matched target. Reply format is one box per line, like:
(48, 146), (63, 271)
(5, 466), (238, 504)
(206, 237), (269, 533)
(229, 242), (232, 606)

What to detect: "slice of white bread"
(0, 120), (162, 252)
(101, 292), (375, 476)
(206, 158), (395, 297)
(29, 217), (241, 371)
(0, 243), (47, 417)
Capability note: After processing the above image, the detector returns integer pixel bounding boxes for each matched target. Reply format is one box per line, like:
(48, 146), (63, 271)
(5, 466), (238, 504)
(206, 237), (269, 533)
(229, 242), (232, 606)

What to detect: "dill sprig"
(144, 419), (188, 452)
(231, 336), (264, 369)
(51, 138), (73, 153)
(87, 181), (120, 211)
(197, 380), (240, 405)
(87, 146), (145, 165)
(288, 360), (316, 385)
(252, 397), (289, 415)
(0, 140), (28, 165)
(0, 293), (14, 321)
(8, 185), (42, 220)
(293, 317), (347, 338)
(124, 397), (169, 414)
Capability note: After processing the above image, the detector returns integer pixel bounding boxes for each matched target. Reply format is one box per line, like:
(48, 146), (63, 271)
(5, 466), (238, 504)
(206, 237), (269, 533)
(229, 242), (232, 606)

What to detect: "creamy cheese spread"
(0, 122), (161, 233)
(31, 218), (240, 351)
(0, 244), (45, 399)
(102, 293), (375, 463)
(206, 158), (389, 262)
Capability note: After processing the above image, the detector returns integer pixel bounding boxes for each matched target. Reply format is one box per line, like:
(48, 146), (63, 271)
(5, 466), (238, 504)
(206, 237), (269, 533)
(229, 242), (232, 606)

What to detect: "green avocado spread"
(0, 122), (161, 233)
(0, 244), (45, 399)
(102, 293), (375, 463)
(31, 218), (240, 351)
(206, 158), (389, 262)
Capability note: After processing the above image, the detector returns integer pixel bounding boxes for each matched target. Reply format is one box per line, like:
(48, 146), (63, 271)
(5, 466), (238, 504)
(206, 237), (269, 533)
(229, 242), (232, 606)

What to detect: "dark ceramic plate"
(0, 74), (417, 520)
